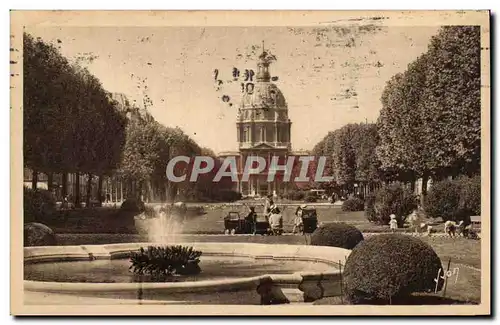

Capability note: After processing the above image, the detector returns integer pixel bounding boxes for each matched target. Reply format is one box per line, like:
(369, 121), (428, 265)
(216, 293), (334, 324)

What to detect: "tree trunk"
(97, 175), (103, 205)
(138, 181), (143, 201)
(127, 179), (134, 199)
(420, 172), (429, 207)
(31, 169), (38, 189)
(62, 172), (68, 199)
(410, 178), (416, 193)
(148, 180), (153, 203)
(47, 172), (54, 192)
(86, 173), (93, 208)
(75, 172), (81, 207)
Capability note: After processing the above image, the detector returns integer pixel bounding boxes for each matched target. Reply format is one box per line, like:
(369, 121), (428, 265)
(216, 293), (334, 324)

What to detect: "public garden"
(21, 25), (483, 307)
(25, 197), (482, 305)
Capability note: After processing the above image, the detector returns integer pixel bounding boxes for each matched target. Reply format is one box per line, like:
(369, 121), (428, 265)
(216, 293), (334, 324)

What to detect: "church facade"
(218, 49), (308, 197)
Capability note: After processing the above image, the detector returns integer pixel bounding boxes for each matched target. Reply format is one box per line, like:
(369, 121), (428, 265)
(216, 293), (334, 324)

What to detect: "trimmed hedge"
(364, 194), (377, 223)
(343, 234), (444, 304)
(342, 197), (365, 212)
(458, 175), (481, 216)
(120, 198), (146, 214)
(425, 175), (480, 222)
(24, 222), (57, 247)
(365, 182), (418, 227)
(24, 187), (57, 223)
(310, 223), (364, 249)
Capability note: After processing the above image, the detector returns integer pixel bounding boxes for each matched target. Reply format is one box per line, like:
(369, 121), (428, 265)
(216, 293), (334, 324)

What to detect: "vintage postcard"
(10, 10), (490, 316)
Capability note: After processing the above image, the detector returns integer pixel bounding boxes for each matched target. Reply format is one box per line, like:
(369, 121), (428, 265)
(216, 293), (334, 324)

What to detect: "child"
(293, 206), (304, 234)
(408, 209), (421, 233)
(389, 214), (398, 232)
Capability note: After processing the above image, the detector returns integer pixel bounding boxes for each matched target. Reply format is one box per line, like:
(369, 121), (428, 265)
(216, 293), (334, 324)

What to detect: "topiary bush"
(129, 245), (202, 279)
(120, 198), (146, 214)
(342, 197), (365, 212)
(24, 187), (57, 223)
(425, 175), (481, 222)
(365, 182), (418, 227)
(458, 174), (481, 217)
(343, 234), (444, 304)
(424, 179), (461, 222)
(24, 222), (57, 247)
(364, 194), (377, 223)
(310, 223), (364, 249)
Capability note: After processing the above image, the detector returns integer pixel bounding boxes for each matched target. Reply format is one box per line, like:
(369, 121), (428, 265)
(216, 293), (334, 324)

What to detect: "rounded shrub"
(120, 198), (146, 214)
(366, 182), (418, 226)
(342, 197), (365, 212)
(343, 234), (444, 304)
(364, 194), (377, 223)
(425, 175), (481, 222)
(24, 222), (57, 247)
(310, 223), (364, 249)
(24, 187), (56, 223)
(425, 179), (461, 222)
(458, 175), (481, 216)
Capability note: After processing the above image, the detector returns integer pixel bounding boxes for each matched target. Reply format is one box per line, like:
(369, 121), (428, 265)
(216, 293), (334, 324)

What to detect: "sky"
(26, 25), (441, 154)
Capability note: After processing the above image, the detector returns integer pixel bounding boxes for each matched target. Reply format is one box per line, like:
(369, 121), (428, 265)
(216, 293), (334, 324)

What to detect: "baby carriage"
(302, 208), (319, 234)
(223, 212), (246, 235)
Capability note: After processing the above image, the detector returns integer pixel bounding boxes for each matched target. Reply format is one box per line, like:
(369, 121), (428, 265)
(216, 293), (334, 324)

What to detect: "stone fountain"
(23, 205), (350, 305)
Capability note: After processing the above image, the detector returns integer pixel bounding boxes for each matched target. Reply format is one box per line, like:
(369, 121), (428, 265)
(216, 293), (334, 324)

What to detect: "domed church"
(218, 47), (308, 197)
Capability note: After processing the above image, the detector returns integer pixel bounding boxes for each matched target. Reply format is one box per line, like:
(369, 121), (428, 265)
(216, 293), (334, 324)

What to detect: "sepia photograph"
(10, 10), (490, 316)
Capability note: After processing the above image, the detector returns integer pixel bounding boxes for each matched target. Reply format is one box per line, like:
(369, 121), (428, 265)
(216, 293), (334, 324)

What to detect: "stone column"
(256, 173), (260, 196)
(274, 122), (280, 145)
(120, 179), (123, 202)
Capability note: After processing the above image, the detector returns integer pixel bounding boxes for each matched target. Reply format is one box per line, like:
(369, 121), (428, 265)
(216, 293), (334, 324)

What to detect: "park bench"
(470, 215), (481, 231)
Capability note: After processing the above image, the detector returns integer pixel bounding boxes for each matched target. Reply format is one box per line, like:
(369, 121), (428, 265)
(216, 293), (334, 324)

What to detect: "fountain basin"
(24, 242), (350, 305)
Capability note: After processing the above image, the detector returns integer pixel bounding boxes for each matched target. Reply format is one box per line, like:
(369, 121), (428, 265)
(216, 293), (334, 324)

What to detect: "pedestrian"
(293, 204), (305, 234)
(389, 214), (398, 232)
(408, 209), (421, 233)
(264, 194), (273, 216)
(268, 205), (282, 235)
(245, 206), (257, 235)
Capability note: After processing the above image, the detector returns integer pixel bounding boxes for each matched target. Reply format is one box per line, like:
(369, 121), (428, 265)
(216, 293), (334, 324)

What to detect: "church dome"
(240, 82), (287, 110)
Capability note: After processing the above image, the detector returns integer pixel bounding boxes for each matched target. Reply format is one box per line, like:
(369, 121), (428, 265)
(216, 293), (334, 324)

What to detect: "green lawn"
(36, 204), (369, 234)
(34, 202), (482, 304)
(35, 204), (431, 235)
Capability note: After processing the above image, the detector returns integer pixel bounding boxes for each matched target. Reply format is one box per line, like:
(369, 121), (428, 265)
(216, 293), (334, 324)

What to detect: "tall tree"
(24, 33), (127, 205)
(376, 26), (481, 204)
(420, 26), (481, 177)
